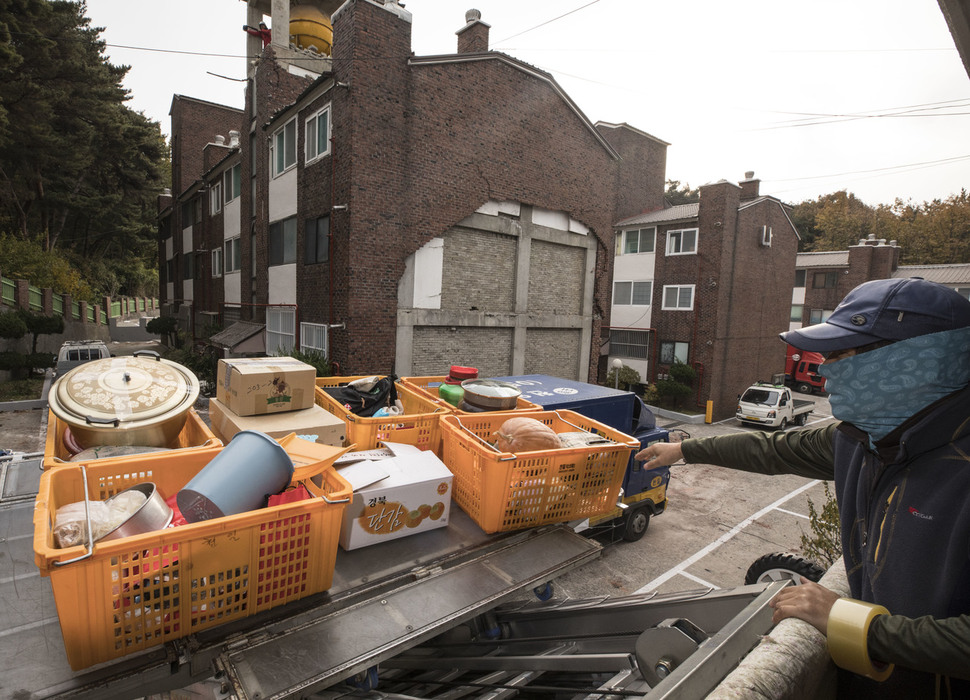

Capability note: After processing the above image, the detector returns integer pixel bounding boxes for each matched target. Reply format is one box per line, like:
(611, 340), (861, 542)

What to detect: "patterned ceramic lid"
(50, 354), (199, 426)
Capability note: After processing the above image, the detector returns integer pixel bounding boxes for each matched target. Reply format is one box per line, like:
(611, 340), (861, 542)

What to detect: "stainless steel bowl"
(99, 483), (174, 542)
(460, 379), (522, 410)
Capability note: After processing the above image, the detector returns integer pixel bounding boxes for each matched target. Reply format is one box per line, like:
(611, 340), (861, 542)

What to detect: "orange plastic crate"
(42, 407), (223, 470)
(399, 376), (543, 414)
(439, 410), (638, 534)
(33, 446), (351, 670)
(314, 375), (451, 451)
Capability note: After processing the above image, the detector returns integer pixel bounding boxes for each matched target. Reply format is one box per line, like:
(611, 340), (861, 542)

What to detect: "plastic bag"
(53, 491), (148, 548)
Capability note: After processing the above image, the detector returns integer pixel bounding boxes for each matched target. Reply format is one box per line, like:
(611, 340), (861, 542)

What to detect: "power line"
(768, 154), (970, 183)
(492, 0), (605, 45)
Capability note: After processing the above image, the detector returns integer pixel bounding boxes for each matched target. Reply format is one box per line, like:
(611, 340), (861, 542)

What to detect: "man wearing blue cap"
(636, 277), (970, 698)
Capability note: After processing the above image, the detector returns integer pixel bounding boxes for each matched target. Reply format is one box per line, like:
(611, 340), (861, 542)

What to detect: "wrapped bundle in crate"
(438, 410), (638, 533)
(399, 375), (543, 414)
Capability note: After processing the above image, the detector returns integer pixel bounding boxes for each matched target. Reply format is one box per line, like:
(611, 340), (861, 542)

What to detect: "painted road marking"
(679, 570), (720, 589)
(636, 479), (822, 593)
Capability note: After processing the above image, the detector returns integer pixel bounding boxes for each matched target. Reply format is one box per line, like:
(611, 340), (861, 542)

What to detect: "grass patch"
(0, 378), (45, 401)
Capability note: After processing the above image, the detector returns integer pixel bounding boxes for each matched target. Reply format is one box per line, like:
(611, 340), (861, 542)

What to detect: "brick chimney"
(457, 9), (490, 53)
(739, 171), (760, 201)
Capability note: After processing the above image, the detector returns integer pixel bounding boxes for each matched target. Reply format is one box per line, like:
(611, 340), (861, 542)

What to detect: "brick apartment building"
(609, 173), (800, 420)
(158, 0), (669, 382)
(792, 236), (970, 332)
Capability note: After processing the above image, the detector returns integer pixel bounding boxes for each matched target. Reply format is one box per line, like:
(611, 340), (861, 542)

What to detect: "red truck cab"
(785, 344), (826, 394)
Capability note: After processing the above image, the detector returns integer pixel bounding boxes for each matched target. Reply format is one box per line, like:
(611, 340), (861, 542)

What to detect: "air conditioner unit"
(760, 225), (773, 247)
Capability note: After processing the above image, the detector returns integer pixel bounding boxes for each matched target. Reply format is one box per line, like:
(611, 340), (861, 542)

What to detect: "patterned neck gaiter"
(818, 327), (970, 442)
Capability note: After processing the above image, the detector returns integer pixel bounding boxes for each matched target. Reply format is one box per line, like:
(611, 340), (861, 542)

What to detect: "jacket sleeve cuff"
(826, 598), (895, 681)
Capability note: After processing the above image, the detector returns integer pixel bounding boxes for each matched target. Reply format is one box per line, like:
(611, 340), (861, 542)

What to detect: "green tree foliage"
(652, 360), (698, 411)
(0, 234), (93, 300)
(791, 189), (970, 264)
(0, 0), (166, 296)
(146, 316), (179, 346)
(665, 180), (700, 205)
(0, 309), (27, 339)
(288, 348), (333, 377)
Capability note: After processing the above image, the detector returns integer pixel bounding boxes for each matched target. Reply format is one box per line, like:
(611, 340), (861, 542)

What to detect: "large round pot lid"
(50, 353), (200, 426)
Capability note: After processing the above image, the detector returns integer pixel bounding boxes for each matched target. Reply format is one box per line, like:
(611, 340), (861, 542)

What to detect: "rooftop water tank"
(290, 4), (333, 56)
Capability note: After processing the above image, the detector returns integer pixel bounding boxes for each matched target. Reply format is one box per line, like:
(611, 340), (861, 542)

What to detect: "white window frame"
(225, 237), (241, 273)
(662, 284), (695, 310)
(619, 227), (656, 255)
(267, 307), (296, 355)
(613, 280), (653, 306)
(270, 118), (297, 177)
(211, 248), (223, 278)
(659, 341), (690, 365)
(210, 181), (222, 215)
(300, 322), (328, 355)
(666, 227), (698, 256)
(305, 105), (331, 164)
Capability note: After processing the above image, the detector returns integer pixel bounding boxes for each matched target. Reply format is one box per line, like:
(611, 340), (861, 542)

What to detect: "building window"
(181, 198), (201, 229)
(662, 284), (695, 310)
(224, 164), (241, 203)
(269, 217), (297, 265)
(271, 118), (297, 177)
(618, 227), (656, 255)
(211, 249), (223, 278)
(957, 287), (970, 300)
(809, 309), (833, 325)
(225, 237), (241, 273)
(267, 307), (296, 354)
(790, 304), (803, 323)
(210, 181), (223, 214)
(659, 341), (689, 365)
(613, 280), (652, 306)
(305, 105), (331, 163)
(813, 271), (838, 289)
(610, 329), (650, 360)
(794, 269), (806, 287)
(301, 322), (328, 355)
(666, 228), (698, 255)
(305, 215), (329, 264)
(182, 252), (195, 280)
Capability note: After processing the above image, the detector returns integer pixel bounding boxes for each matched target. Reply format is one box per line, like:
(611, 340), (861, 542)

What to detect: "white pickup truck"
(736, 382), (813, 430)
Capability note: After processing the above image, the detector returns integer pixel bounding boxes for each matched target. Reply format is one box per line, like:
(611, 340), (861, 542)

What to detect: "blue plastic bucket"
(177, 430), (294, 523)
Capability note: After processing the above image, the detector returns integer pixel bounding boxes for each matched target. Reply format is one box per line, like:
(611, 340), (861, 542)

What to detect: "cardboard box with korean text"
(216, 357), (316, 416)
(336, 444), (453, 550)
(208, 397), (346, 447)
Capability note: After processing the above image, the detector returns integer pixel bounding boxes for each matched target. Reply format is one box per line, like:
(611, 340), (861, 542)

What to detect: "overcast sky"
(84, 0), (970, 207)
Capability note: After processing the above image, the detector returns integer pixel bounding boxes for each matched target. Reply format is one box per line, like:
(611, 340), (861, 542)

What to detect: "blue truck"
(494, 374), (672, 541)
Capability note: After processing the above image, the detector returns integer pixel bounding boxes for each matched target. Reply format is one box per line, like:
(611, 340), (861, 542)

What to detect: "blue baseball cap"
(781, 277), (970, 353)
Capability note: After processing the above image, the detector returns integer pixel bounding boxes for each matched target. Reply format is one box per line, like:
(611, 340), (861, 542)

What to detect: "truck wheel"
(744, 552), (825, 585)
(622, 507), (651, 542)
(796, 413), (808, 426)
(778, 417), (789, 431)
(795, 382), (813, 394)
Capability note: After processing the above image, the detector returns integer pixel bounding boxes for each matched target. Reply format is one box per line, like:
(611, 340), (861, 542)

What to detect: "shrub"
(146, 316), (179, 346)
(800, 481), (842, 569)
(26, 351), (56, 374)
(605, 364), (640, 392)
(0, 310), (27, 340)
(288, 348), (333, 376)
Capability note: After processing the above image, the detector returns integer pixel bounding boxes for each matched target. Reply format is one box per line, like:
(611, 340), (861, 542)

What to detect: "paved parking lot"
(546, 390), (835, 600)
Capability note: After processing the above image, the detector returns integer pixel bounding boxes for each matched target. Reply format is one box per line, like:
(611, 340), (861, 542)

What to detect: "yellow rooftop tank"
(290, 5), (333, 56)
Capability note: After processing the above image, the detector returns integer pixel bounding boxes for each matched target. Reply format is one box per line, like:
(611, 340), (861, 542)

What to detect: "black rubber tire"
(796, 412), (808, 426)
(744, 552), (826, 585)
(795, 382), (813, 394)
(622, 507), (651, 542)
(778, 417), (789, 431)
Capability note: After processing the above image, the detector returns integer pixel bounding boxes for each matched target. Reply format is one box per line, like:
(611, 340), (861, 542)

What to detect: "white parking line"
(774, 507), (809, 520)
(635, 479), (822, 593)
(679, 570), (720, 589)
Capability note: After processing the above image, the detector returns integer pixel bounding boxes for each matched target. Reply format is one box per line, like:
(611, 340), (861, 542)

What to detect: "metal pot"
(460, 378), (522, 411)
(48, 351), (200, 449)
(99, 483), (174, 542)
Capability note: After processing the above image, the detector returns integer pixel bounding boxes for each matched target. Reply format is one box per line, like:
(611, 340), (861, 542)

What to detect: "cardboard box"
(217, 357), (316, 416)
(337, 444), (453, 550)
(209, 396), (346, 447)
